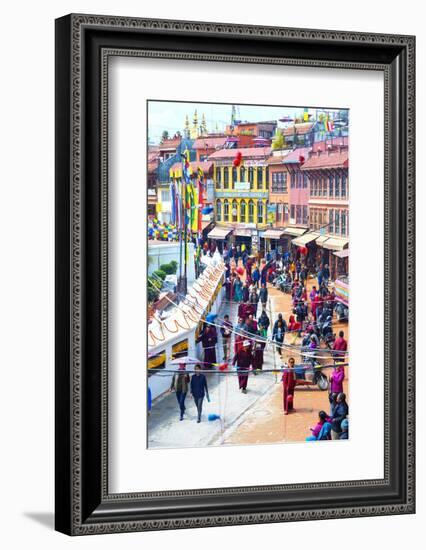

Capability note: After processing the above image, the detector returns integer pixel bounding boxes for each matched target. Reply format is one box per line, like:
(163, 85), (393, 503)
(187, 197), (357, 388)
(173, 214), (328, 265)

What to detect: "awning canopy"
(292, 232), (319, 246)
(207, 227), (232, 240)
(283, 227), (307, 237)
(323, 237), (349, 251)
(333, 248), (350, 258)
(315, 235), (329, 247)
(262, 229), (286, 239)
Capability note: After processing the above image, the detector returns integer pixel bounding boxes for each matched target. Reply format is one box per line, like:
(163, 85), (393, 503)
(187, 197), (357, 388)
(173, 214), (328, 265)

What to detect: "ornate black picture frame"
(55, 14), (415, 535)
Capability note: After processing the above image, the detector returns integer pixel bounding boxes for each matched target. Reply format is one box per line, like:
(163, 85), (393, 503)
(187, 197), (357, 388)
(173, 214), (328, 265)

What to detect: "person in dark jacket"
(258, 310), (270, 338)
(259, 283), (268, 310)
(232, 340), (252, 393)
(339, 418), (349, 440)
(272, 313), (287, 356)
(242, 282), (250, 303)
(190, 364), (209, 423)
(170, 366), (190, 420)
(331, 392), (349, 439)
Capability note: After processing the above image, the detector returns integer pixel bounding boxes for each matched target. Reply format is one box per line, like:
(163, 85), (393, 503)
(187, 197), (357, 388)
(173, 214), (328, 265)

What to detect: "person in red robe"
(282, 357), (297, 414)
(232, 340), (252, 393)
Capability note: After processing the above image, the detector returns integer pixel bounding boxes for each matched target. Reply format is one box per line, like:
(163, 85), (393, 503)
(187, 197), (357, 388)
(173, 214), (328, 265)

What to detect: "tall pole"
(183, 180), (188, 295)
(178, 178), (183, 295)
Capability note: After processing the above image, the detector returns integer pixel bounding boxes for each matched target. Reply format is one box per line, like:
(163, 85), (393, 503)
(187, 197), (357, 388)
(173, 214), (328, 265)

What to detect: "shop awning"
(207, 227), (232, 240)
(262, 229), (286, 239)
(292, 232), (320, 246)
(315, 235), (329, 247)
(283, 227), (307, 237)
(333, 248), (349, 258)
(323, 237), (349, 251)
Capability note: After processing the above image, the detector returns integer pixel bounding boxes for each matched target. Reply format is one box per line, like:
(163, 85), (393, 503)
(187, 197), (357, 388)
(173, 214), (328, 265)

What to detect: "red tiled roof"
(192, 135), (227, 150)
(283, 147), (312, 164)
(301, 149), (349, 170)
(169, 160), (213, 172)
(311, 136), (349, 152)
(282, 122), (315, 136)
(208, 146), (271, 160)
(159, 138), (182, 150)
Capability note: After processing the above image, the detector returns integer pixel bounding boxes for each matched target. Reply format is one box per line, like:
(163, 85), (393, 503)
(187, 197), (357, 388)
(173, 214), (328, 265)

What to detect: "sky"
(147, 100), (347, 144)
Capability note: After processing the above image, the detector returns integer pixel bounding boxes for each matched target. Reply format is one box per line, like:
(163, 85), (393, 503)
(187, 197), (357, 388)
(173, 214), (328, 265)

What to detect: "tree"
(161, 130), (169, 142)
(272, 129), (284, 150)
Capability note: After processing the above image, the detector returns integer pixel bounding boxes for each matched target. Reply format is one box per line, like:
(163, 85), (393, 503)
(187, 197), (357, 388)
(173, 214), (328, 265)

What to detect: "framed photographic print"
(55, 14), (415, 535)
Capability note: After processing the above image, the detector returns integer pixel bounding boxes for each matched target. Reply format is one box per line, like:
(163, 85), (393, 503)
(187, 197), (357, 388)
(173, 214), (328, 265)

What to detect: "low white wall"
(148, 242), (196, 283)
(148, 284), (225, 402)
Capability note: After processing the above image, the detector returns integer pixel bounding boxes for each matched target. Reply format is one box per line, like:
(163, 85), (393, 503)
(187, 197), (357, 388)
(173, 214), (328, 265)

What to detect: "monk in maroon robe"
(282, 357), (297, 414)
(197, 325), (217, 369)
(232, 340), (252, 393)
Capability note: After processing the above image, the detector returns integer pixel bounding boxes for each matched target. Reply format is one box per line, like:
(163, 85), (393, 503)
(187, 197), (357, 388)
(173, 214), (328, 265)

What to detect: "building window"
(341, 174), (347, 198)
(341, 210), (346, 236)
(161, 189), (170, 202)
(265, 168), (269, 189)
(248, 166), (254, 186)
(329, 175), (334, 197)
(257, 166), (263, 187)
(223, 166), (229, 188)
(322, 177), (327, 196)
(296, 205), (302, 224)
(240, 200), (247, 223)
(302, 205), (308, 225)
(240, 166), (245, 182)
(303, 173), (308, 188)
(223, 199), (229, 222)
(335, 173), (340, 197)
(216, 199), (222, 221)
(313, 178), (318, 197)
(258, 201), (263, 224)
(277, 203), (283, 222)
(232, 200), (238, 222)
(290, 204), (295, 221)
(216, 167), (222, 186)
(232, 167), (237, 185)
(290, 172), (295, 188)
(329, 209), (334, 233)
(284, 203), (289, 222)
(248, 200), (255, 223)
(335, 210), (340, 234)
(310, 179), (314, 195)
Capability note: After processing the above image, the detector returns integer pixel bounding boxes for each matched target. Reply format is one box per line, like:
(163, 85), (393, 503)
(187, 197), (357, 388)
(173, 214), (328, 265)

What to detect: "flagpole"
(183, 181), (188, 295)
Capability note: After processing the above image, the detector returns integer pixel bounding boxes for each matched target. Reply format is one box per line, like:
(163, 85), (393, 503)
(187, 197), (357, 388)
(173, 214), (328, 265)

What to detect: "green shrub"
(154, 269), (167, 281)
(148, 277), (161, 303)
(170, 260), (178, 273)
(159, 263), (175, 275)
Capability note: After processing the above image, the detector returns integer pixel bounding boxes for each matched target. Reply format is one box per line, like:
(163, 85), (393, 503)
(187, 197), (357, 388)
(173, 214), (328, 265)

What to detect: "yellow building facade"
(212, 160), (269, 227)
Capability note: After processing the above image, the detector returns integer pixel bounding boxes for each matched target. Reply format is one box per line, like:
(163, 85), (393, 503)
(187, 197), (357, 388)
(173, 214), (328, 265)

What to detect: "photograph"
(147, 101), (350, 449)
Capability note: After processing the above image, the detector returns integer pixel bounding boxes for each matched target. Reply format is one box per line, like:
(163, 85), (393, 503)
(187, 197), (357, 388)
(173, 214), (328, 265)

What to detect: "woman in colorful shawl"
(282, 357), (297, 414)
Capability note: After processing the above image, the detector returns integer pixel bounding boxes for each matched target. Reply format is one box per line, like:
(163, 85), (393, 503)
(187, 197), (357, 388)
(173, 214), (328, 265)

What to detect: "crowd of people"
(167, 240), (349, 439)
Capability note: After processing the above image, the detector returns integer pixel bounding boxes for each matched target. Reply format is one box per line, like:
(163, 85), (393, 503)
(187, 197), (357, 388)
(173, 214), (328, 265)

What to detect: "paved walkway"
(147, 293), (279, 449)
(148, 274), (349, 449)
